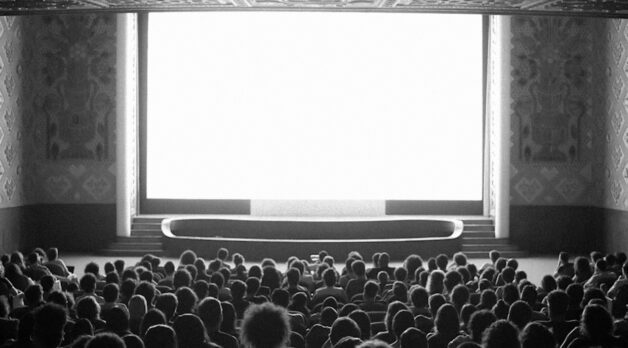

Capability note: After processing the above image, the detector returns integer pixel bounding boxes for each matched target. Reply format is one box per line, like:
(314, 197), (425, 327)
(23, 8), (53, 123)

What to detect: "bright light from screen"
(147, 12), (483, 200)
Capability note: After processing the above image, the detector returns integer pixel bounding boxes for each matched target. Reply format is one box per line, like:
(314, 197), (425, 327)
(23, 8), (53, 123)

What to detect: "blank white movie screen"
(146, 12), (483, 200)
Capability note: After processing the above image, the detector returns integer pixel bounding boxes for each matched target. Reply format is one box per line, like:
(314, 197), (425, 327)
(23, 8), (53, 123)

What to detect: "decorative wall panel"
(23, 14), (117, 204)
(510, 16), (594, 205)
(593, 19), (628, 211)
(0, 16), (26, 208)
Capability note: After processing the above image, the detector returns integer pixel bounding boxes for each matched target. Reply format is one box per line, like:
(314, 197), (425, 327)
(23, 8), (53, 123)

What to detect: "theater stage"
(159, 215), (465, 260)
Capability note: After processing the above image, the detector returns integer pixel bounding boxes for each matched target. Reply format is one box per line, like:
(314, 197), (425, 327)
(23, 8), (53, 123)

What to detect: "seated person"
(357, 281), (387, 312)
(43, 248), (71, 278)
(311, 268), (348, 307)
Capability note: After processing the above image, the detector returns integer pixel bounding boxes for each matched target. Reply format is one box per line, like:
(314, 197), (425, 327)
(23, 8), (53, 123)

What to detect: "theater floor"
(62, 254), (558, 286)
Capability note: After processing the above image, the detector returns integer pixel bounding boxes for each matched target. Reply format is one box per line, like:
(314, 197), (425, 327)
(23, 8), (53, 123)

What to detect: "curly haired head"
(240, 302), (290, 348)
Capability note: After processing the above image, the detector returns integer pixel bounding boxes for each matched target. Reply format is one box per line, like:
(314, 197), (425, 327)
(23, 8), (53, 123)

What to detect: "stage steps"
(99, 216), (528, 259)
(459, 219), (527, 259)
(99, 217), (166, 257)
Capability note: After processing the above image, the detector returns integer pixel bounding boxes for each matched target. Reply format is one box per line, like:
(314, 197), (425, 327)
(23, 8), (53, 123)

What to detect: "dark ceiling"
(2, 0), (628, 17)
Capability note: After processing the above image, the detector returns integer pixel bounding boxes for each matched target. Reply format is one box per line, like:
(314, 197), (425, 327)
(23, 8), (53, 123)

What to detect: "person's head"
(217, 248), (229, 261)
(322, 296), (339, 310)
(80, 273), (97, 293)
(575, 256), (592, 277)
(144, 324), (177, 348)
(261, 266), (281, 291)
(85, 262), (100, 277)
(136, 281), (156, 307)
(240, 303), (290, 348)
(451, 284), (470, 310)
(391, 310), (414, 339)
(155, 293), (177, 322)
(428, 293), (447, 318)
(501, 267), (516, 284)
(193, 280), (209, 300)
(106, 272), (120, 285)
(129, 294), (148, 320)
(330, 317), (361, 346)
(460, 303), (477, 328)
(285, 268), (300, 287)
(520, 322), (554, 348)
(453, 252), (468, 267)
(489, 250), (500, 264)
(179, 250), (197, 266)
(231, 280), (246, 300)
(173, 269), (192, 290)
(393, 268), (408, 282)
(233, 253), (245, 266)
(546, 290), (569, 319)
(175, 286), (198, 315)
(555, 275), (572, 290)
(580, 304), (613, 343)
(106, 306), (130, 334)
(272, 289), (290, 308)
(590, 251), (603, 264)
(385, 301), (409, 333)
(399, 327), (427, 348)
(347, 260), (364, 278)
(86, 333), (125, 348)
(378, 252), (390, 268)
(435, 254), (448, 271)
(220, 301), (236, 335)
(45, 248), (59, 262)
(520, 285), (537, 308)
(198, 297), (223, 331)
(427, 257), (437, 271)
(122, 269), (138, 281)
(163, 261), (175, 276)
(363, 280), (379, 300)
(410, 286), (429, 308)
(32, 303), (67, 348)
(246, 277), (261, 296)
(321, 306), (339, 326)
(25, 284), (44, 306)
(468, 309), (496, 343)
(103, 283), (120, 303)
(482, 319), (520, 348)
(323, 268), (337, 287)
(348, 310), (371, 340)
(210, 271), (225, 290)
(140, 308), (167, 337)
(391, 281), (408, 302)
(173, 313), (208, 348)
(434, 304), (459, 337)
(403, 255), (423, 280)
(76, 296), (100, 321)
(507, 300), (532, 330)
(426, 270), (445, 295)
(502, 283), (520, 305)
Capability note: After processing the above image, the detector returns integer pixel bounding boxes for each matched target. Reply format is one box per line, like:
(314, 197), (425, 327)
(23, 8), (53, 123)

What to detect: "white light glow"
(147, 12), (483, 200)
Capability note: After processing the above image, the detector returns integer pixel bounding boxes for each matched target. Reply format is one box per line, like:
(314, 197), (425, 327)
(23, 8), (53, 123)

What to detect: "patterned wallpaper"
(0, 17), (27, 209)
(593, 19), (628, 211)
(22, 14), (118, 204)
(509, 16), (595, 206)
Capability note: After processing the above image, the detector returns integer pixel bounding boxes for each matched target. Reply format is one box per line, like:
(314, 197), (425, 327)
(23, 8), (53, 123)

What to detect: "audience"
(2, 246), (628, 348)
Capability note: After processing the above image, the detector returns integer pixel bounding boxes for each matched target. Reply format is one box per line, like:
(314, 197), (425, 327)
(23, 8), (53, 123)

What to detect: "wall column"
(116, 14), (138, 237)
(488, 16), (511, 239)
